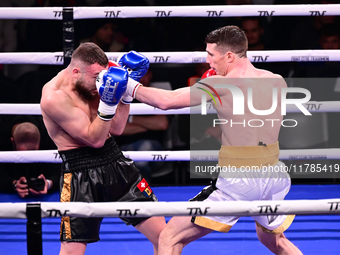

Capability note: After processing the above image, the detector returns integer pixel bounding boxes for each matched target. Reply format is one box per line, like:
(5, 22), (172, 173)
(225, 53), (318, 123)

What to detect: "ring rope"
(0, 101), (338, 115)
(1, 199), (340, 219)
(0, 50), (339, 64)
(0, 5), (339, 20)
(0, 148), (339, 163)
(0, 6), (338, 254)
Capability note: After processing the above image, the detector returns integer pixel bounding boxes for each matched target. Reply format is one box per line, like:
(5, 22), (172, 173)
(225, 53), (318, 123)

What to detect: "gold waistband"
(218, 142), (279, 168)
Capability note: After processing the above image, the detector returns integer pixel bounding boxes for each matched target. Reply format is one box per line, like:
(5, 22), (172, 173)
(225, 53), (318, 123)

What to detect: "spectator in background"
(289, 0), (340, 50)
(240, 17), (290, 76)
(80, 19), (129, 52)
(319, 23), (340, 49)
(241, 17), (265, 51)
(0, 1), (18, 54)
(0, 0), (18, 76)
(292, 23), (340, 78)
(114, 69), (170, 183)
(0, 122), (60, 198)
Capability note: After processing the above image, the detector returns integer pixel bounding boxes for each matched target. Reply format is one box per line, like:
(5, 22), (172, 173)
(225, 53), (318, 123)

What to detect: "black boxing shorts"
(58, 137), (158, 243)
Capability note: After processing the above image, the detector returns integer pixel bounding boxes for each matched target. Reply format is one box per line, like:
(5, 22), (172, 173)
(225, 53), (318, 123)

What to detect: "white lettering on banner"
(153, 56), (170, 62)
(108, 57), (118, 62)
(213, 119), (297, 127)
(152, 154), (168, 161)
(53, 11), (63, 18)
(258, 11), (275, 16)
(288, 155), (327, 160)
(309, 11), (326, 16)
(329, 202), (340, 211)
(104, 11), (121, 18)
(192, 57), (206, 63)
(117, 209), (139, 216)
(206, 11), (223, 17)
(55, 55), (64, 62)
(187, 207), (210, 215)
(281, 87), (311, 115)
(312, 56), (329, 61)
(155, 11), (172, 17)
(281, 119), (298, 127)
(252, 56), (269, 62)
(258, 205), (280, 213)
(47, 209), (69, 217)
(291, 56), (329, 62)
(248, 87), (277, 115)
(230, 119), (246, 127)
(248, 119), (264, 127)
(201, 85), (311, 116)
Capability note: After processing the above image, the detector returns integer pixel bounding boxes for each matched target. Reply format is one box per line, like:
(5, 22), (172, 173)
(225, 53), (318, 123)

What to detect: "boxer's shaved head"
(12, 122), (40, 151)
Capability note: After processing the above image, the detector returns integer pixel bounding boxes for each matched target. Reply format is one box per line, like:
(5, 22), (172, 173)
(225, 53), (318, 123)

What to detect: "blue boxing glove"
(118, 51), (148, 104)
(96, 66), (128, 120)
(118, 51), (149, 82)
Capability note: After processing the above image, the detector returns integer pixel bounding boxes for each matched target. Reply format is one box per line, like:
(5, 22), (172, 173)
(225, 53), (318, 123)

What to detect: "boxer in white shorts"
(127, 25), (303, 254)
(191, 143), (295, 235)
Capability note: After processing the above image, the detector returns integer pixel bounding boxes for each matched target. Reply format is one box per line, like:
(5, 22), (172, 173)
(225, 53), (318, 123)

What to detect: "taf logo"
(310, 11), (326, 16)
(53, 11), (63, 18)
(252, 56), (269, 62)
(258, 11), (275, 16)
(152, 154), (168, 161)
(258, 205), (280, 213)
(329, 202), (340, 211)
(197, 81), (222, 115)
(187, 207), (210, 215)
(153, 56), (170, 62)
(155, 11), (172, 17)
(53, 152), (61, 159)
(47, 209), (69, 217)
(55, 55), (64, 62)
(104, 11), (121, 18)
(207, 11), (223, 17)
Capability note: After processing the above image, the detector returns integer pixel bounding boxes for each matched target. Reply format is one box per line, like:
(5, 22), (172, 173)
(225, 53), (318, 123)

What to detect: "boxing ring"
(1, 4), (340, 255)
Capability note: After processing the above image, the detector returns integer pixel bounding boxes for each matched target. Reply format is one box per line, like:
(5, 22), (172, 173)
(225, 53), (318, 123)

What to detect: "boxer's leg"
(158, 216), (213, 255)
(135, 217), (166, 255)
(59, 241), (86, 255)
(256, 225), (302, 255)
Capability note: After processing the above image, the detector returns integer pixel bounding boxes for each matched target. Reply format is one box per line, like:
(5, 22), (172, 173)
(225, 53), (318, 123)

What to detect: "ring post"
(63, 7), (74, 67)
(26, 203), (42, 255)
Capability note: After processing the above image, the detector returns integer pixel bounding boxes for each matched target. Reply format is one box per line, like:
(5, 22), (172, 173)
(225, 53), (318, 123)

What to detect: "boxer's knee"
(159, 227), (185, 254)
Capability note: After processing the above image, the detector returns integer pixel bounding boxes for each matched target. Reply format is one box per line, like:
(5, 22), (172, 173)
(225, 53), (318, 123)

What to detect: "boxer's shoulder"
(41, 82), (73, 114)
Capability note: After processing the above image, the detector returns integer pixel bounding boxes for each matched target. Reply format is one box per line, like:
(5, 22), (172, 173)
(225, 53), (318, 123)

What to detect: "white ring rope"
(0, 101), (338, 115)
(0, 5), (339, 20)
(0, 148), (339, 163)
(73, 5), (340, 19)
(0, 199), (340, 219)
(0, 6), (338, 231)
(0, 50), (339, 64)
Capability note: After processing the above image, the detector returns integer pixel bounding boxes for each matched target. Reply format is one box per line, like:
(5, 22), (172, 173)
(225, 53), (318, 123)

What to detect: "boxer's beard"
(74, 80), (97, 102)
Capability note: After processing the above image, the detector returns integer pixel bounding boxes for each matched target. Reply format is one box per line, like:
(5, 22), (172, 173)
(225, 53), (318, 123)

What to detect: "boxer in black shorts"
(40, 43), (165, 255)
(59, 137), (157, 243)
